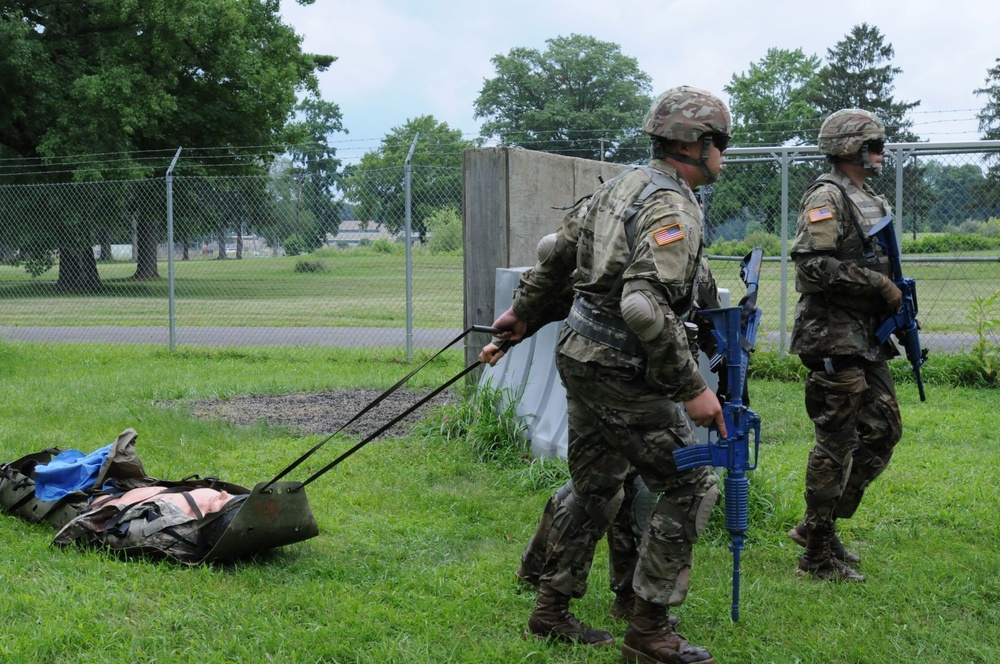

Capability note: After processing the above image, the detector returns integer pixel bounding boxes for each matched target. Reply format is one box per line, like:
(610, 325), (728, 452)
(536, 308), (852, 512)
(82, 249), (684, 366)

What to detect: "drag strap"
(299, 357), (487, 488)
(260, 326), (502, 492)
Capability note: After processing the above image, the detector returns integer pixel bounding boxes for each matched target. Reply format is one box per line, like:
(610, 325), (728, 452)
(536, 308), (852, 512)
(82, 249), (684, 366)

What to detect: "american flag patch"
(652, 223), (684, 246)
(807, 206), (834, 223)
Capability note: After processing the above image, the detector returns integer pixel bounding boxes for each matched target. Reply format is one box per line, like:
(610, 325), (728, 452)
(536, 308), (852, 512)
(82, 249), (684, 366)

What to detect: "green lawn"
(0, 341), (996, 663)
(1, 250), (998, 344)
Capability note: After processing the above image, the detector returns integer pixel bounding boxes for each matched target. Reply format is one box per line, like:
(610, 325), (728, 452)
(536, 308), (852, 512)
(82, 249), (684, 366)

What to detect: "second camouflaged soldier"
(485, 86), (730, 664)
(788, 109), (904, 582)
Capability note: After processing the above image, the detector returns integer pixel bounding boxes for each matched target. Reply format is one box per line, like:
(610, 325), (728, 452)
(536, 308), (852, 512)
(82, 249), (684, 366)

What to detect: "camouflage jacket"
(511, 160), (709, 402)
(789, 167), (897, 360)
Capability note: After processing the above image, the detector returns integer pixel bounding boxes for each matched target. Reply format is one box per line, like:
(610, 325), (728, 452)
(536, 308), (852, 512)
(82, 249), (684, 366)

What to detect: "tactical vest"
(809, 175), (892, 313)
(566, 166), (691, 356)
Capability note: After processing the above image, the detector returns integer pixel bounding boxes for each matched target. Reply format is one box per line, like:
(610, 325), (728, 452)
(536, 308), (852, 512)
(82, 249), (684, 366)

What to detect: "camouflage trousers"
(800, 358), (902, 531)
(539, 353), (718, 606)
(519, 470), (650, 596)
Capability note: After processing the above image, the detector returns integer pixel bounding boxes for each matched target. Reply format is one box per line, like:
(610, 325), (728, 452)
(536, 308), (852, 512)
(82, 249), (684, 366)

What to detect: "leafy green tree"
(343, 115), (470, 243)
(974, 58), (1000, 218)
(0, 0), (331, 289)
(923, 162), (991, 231)
(713, 48), (824, 237)
(808, 23), (920, 141)
(474, 34), (653, 163)
(808, 24), (929, 237)
(282, 96), (347, 247)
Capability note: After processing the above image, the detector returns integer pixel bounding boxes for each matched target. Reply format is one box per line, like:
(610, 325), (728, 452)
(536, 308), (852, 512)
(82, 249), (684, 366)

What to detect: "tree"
(977, 58), (1000, 143)
(713, 48), (824, 237)
(342, 115), (471, 243)
(809, 24), (927, 237)
(474, 34), (653, 163)
(281, 96), (347, 249)
(0, 0), (332, 289)
(974, 58), (1000, 218)
(808, 24), (920, 142)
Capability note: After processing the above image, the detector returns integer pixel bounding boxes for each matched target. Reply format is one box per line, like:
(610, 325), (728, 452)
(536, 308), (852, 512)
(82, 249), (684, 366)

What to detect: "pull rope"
(259, 326), (504, 493)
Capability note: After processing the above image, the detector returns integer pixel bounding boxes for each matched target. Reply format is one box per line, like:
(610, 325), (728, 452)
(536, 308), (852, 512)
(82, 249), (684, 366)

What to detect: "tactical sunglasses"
(866, 139), (886, 154)
(710, 133), (730, 152)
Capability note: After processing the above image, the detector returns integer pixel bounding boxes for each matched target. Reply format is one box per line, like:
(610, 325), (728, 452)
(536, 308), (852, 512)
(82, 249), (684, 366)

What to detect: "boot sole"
(622, 644), (715, 663)
(787, 527), (861, 564)
(795, 567), (865, 583)
(523, 630), (614, 647)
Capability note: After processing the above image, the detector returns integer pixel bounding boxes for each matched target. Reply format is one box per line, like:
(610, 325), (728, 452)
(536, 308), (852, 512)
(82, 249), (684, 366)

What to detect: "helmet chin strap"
(860, 144), (883, 175)
(665, 135), (718, 184)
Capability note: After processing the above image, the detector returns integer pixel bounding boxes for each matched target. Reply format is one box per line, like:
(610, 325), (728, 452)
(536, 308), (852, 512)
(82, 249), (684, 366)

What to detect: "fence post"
(404, 133), (419, 362)
(166, 147), (182, 351)
(779, 147), (791, 355)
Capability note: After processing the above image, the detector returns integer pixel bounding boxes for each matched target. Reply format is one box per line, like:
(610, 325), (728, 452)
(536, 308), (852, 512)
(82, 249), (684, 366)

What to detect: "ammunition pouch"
(566, 296), (645, 357)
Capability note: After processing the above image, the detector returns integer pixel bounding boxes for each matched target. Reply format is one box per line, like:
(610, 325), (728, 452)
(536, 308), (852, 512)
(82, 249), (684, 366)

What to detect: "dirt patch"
(184, 389), (457, 439)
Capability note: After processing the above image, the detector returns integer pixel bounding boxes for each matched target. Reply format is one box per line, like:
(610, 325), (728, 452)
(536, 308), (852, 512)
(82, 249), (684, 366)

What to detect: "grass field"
(0, 341), (997, 663)
(1, 249), (999, 348)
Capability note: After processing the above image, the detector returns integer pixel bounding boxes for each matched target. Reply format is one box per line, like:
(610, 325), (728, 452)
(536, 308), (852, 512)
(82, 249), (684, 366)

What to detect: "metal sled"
(201, 481), (319, 562)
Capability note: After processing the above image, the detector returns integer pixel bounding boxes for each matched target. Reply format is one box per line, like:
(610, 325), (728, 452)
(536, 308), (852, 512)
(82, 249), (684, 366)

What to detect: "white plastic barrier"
(480, 268), (728, 459)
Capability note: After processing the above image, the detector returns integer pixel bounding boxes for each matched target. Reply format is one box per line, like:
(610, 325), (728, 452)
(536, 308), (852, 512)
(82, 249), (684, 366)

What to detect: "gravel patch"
(184, 388), (458, 439)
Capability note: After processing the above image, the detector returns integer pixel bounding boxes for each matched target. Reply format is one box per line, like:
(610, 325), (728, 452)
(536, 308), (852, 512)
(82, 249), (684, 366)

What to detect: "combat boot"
(525, 586), (614, 646)
(515, 561), (539, 588)
(621, 598), (715, 664)
(611, 589), (680, 627)
(788, 521), (860, 564)
(796, 522), (864, 582)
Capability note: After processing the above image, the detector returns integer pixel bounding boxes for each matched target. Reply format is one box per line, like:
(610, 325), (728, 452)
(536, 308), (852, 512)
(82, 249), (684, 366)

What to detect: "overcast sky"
(278, 0), (999, 164)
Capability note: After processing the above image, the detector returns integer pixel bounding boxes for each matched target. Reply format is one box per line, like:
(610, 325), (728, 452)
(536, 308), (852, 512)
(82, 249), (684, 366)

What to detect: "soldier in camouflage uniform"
(788, 109), (904, 583)
(482, 86), (730, 664)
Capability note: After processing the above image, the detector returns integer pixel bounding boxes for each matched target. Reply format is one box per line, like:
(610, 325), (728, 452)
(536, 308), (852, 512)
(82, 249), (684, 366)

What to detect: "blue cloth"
(34, 444), (113, 501)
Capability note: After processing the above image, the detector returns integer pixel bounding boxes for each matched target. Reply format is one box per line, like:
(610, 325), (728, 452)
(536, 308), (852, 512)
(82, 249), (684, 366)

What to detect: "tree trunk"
(57, 245), (101, 292)
(132, 214), (160, 279)
(97, 227), (112, 261)
(236, 223), (244, 260)
(216, 225), (227, 259)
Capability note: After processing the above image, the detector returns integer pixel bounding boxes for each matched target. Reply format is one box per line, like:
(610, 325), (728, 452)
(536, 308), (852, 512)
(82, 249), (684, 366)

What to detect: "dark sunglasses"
(866, 139), (885, 154)
(710, 133), (730, 152)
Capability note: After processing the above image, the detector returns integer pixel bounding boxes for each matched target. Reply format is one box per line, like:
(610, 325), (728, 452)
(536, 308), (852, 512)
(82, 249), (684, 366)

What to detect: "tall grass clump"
(419, 380), (529, 468)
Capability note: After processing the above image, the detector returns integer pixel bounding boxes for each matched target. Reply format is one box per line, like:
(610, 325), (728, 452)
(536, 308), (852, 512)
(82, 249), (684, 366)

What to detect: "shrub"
(293, 259), (327, 273)
(283, 233), (307, 257)
(425, 207), (463, 254)
(371, 238), (395, 254)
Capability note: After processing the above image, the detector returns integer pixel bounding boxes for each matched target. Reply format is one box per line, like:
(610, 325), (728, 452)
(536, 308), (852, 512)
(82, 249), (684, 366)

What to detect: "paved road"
(0, 326), (982, 353)
(0, 326), (470, 348)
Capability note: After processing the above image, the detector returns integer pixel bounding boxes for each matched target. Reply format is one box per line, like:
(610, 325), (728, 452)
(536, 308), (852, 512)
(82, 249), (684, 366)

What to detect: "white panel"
(481, 268), (729, 459)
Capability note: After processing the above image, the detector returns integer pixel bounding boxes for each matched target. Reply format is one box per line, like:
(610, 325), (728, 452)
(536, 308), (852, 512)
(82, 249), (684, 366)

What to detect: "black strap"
(813, 178), (877, 262)
(600, 167), (686, 308)
(261, 326), (506, 492)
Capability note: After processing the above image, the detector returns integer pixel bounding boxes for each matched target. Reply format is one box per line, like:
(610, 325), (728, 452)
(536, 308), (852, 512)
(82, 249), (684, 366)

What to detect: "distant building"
(328, 220), (396, 247)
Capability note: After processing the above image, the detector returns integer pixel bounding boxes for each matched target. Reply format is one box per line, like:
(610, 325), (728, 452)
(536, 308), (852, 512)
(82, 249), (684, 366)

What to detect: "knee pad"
(564, 486), (625, 533)
(690, 481), (720, 541)
(536, 233), (558, 262)
(629, 475), (658, 539)
(621, 289), (664, 342)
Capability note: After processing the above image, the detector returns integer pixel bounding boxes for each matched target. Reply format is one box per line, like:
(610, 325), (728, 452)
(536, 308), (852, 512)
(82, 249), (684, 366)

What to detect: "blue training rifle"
(673, 247), (763, 622)
(868, 214), (928, 402)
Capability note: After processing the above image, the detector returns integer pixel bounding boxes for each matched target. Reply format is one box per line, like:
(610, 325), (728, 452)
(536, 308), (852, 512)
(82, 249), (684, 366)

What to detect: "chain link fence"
(705, 140), (1000, 353)
(2, 141), (999, 354)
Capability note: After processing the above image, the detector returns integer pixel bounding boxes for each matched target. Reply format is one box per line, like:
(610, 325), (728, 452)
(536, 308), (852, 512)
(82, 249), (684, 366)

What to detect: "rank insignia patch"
(652, 223), (685, 246)
(807, 206), (834, 223)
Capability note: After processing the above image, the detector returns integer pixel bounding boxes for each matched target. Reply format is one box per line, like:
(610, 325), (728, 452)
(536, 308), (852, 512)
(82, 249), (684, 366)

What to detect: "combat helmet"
(818, 109), (886, 172)
(643, 86), (731, 183)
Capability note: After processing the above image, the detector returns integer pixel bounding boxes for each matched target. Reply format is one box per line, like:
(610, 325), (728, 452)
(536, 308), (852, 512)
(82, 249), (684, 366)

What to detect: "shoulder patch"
(807, 206), (834, 223)
(652, 223), (685, 246)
